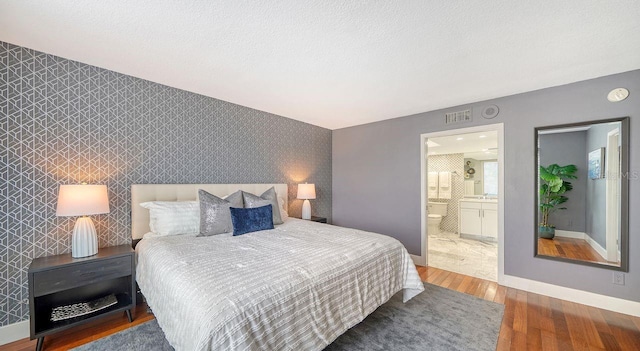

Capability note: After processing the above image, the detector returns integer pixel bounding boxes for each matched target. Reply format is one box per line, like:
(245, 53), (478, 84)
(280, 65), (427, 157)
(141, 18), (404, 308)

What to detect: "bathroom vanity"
(458, 198), (498, 241)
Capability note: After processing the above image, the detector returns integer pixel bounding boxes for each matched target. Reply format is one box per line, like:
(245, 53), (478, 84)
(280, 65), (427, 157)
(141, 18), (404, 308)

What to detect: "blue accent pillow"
(230, 205), (274, 236)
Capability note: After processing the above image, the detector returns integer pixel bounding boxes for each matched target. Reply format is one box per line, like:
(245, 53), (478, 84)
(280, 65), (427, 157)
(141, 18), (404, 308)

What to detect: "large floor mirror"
(535, 117), (629, 271)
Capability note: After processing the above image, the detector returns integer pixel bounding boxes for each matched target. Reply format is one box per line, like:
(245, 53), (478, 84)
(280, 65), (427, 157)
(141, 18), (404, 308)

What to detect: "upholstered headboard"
(131, 184), (288, 239)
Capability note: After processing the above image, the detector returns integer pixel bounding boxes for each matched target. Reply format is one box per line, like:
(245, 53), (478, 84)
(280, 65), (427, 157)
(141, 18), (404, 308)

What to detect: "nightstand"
(28, 245), (136, 351)
(308, 216), (328, 223)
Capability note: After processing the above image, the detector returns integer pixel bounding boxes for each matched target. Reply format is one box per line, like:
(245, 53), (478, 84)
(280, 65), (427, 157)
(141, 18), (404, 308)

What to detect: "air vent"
(445, 109), (472, 124)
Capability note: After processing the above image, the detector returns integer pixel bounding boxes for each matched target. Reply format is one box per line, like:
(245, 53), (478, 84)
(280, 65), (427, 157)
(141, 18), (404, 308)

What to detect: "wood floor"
(537, 237), (617, 265)
(0, 304), (154, 351)
(417, 266), (640, 351)
(3, 267), (640, 351)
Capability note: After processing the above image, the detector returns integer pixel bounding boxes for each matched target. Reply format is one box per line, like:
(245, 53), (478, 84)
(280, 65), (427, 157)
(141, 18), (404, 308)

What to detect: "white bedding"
(136, 218), (424, 351)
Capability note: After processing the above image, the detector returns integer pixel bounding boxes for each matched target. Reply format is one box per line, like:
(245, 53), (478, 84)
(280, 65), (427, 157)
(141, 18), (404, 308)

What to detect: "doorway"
(420, 123), (505, 283)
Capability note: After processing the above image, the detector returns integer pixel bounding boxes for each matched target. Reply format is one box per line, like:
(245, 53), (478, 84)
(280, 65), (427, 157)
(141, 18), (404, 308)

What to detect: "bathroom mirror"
(534, 117), (629, 271)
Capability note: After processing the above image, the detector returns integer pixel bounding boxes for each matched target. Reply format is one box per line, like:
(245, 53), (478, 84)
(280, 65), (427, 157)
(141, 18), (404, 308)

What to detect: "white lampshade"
(56, 184), (110, 258)
(297, 183), (316, 200)
(56, 184), (110, 217)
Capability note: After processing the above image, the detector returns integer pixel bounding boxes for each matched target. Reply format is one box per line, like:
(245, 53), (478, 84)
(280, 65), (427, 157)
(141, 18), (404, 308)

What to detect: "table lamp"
(297, 183), (316, 220)
(56, 184), (110, 258)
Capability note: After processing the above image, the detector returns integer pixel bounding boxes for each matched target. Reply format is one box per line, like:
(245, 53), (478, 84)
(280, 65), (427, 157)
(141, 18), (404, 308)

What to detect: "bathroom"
(426, 131), (499, 281)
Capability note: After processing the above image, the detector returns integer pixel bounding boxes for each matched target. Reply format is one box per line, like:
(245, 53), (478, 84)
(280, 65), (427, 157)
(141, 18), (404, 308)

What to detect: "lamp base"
(301, 199), (311, 220)
(72, 217), (98, 258)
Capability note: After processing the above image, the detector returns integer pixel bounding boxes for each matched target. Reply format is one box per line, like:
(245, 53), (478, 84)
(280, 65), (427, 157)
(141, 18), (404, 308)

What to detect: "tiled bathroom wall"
(427, 153), (465, 233)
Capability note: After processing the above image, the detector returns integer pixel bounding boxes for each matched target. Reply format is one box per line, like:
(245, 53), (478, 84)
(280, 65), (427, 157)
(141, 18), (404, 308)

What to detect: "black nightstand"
(28, 245), (136, 351)
(308, 216), (328, 223)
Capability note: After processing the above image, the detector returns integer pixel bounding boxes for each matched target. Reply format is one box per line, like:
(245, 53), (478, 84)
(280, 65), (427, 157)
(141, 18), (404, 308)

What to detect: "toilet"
(427, 202), (449, 234)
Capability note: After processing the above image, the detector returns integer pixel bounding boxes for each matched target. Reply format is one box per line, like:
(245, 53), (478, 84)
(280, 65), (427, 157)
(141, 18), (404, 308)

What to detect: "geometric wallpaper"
(427, 153), (465, 234)
(0, 41), (332, 326)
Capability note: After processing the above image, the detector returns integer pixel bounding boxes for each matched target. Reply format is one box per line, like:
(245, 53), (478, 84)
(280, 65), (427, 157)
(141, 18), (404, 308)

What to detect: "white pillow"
(140, 201), (199, 236)
(278, 196), (289, 222)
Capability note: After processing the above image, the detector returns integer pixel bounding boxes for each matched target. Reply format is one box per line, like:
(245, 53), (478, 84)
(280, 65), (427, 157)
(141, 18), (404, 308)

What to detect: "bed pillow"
(140, 201), (199, 236)
(198, 190), (234, 236)
(223, 190), (244, 208)
(242, 187), (283, 225)
(278, 196), (289, 221)
(230, 205), (274, 236)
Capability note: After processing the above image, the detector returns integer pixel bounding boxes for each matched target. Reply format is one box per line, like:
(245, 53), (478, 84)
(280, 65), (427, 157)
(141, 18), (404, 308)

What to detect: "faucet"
(483, 193), (488, 199)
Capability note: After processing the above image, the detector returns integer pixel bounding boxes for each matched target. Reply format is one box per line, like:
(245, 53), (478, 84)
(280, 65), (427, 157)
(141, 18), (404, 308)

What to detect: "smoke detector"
(481, 105), (499, 119)
(607, 88), (629, 102)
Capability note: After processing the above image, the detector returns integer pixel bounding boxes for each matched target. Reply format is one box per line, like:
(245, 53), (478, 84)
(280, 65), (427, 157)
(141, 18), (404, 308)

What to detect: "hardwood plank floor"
(537, 236), (617, 265)
(0, 304), (153, 351)
(3, 267), (640, 351)
(416, 266), (640, 350)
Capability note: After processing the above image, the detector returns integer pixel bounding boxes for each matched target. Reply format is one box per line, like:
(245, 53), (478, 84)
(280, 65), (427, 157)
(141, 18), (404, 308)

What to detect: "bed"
(132, 184), (424, 350)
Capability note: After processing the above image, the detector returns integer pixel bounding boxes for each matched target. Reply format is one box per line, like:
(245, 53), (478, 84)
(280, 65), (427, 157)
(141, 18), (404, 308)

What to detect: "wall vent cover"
(445, 109), (472, 124)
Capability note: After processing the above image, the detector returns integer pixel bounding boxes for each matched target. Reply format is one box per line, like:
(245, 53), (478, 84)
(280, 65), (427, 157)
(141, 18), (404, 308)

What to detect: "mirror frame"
(534, 117), (630, 271)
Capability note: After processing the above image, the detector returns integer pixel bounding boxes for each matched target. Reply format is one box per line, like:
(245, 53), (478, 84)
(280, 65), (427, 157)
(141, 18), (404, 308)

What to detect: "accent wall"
(0, 41), (332, 326)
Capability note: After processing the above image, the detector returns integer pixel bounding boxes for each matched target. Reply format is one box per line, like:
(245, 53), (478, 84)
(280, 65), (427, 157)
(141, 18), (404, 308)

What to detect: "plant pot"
(538, 226), (555, 239)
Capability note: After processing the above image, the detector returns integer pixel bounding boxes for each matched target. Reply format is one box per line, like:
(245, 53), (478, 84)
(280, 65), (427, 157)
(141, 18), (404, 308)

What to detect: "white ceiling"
(1, 1), (639, 130)
(428, 131), (498, 160)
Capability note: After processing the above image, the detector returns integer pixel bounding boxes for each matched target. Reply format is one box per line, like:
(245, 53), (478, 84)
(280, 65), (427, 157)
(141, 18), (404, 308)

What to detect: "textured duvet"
(136, 219), (424, 351)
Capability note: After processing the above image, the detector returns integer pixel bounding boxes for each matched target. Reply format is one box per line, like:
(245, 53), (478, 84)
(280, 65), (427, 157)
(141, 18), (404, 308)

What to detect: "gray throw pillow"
(224, 190), (244, 208)
(198, 190), (233, 236)
(242, 187), (283, 225)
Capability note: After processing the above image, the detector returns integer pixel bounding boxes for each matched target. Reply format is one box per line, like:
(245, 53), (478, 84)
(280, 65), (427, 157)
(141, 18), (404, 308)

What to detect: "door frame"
(605, 128), (620, 262)
(419, 123), (505, 284)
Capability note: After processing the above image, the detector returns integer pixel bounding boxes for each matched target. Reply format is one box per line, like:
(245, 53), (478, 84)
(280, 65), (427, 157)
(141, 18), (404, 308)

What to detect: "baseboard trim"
(554, 230), (609, 260)
(0, 319), (29, 346)
(502, 274), (640, 317)
(584, 235), (607, 260)
(410, 254), (426, 266)
(554, 230), (585, 239)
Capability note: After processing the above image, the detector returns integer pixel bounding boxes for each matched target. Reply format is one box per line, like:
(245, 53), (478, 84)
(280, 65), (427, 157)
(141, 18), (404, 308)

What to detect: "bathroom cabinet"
(459, 200), (497, 241)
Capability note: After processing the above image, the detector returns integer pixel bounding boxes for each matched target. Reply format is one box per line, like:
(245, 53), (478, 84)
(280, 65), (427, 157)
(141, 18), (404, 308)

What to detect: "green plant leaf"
(548, 178), (563, 192)
(539, 166), (558, 182)
(539, 163), (577, 218)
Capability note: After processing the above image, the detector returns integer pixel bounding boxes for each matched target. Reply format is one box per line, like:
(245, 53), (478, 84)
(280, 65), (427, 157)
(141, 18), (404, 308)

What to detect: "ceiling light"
(479, 135), (487, 138)
(607, 88), (629, 102)
(456, 137), (464, 141)
(482, 148), (488, 151)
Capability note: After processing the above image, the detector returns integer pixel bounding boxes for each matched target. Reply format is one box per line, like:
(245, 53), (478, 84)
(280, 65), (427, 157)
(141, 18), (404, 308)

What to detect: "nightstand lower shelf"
(34, 292), (133, 336)
(29, 245), (136, 351)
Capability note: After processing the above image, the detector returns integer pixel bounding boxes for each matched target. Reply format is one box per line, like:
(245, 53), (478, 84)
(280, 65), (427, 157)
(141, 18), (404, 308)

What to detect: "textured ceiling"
(428, 131), (498, 160)
(1, 1), (639, 129)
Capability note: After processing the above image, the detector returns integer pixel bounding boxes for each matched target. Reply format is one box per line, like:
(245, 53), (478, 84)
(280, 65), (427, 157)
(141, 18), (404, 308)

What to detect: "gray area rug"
(72, 283), (504, 351)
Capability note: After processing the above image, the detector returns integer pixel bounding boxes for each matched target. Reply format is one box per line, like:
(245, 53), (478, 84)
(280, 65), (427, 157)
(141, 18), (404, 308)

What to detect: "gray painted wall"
(585, 123), (621, 248)
(333, 69), (640, 302)
(538, 131), (588, 232)
(0, 42), (332, 326)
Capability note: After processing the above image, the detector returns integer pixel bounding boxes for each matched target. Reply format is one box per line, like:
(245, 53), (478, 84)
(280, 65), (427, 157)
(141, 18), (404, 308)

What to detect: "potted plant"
(539, 164), (577, 239)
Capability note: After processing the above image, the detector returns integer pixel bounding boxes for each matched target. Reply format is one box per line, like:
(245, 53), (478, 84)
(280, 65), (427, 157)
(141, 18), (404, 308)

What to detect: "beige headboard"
(131, 184), (288, 239)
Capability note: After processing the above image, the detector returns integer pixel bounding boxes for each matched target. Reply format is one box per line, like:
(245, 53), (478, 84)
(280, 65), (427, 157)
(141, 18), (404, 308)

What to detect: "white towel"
(428, 172), (439, 199)
(439, 171), (451, 187)
(428, 172), (439, 187)
(438, 171), (452, 199)
(464, 180), (475, 196)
